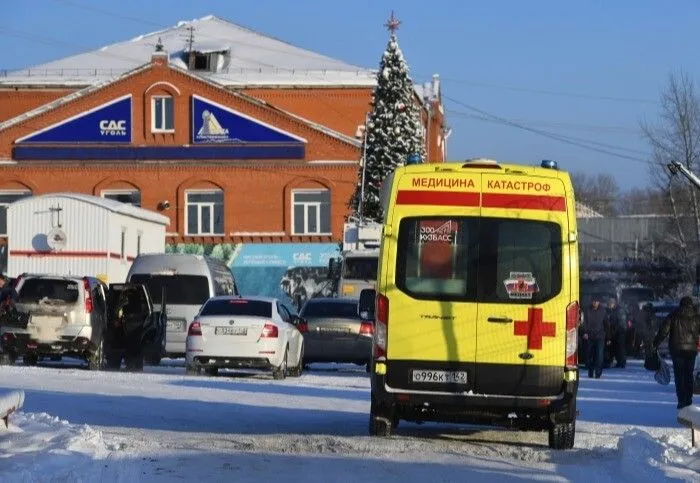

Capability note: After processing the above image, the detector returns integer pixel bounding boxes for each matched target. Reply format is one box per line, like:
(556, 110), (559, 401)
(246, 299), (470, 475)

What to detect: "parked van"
(126, 254), (239, 359)
(361, 158), (580, 450)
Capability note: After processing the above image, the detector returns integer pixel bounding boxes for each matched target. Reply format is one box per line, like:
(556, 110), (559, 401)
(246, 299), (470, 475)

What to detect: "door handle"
(487, 316), (513, 324)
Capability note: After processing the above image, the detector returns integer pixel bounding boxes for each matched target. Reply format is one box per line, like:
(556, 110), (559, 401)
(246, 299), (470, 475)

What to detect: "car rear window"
(342, 257), (378, 280)
(200, 299), (272, 318)
(396, 217), (562, 303)
(300, 300), (360, 319)
(129, 274), (210, 306)
(17, 278), (80, 304)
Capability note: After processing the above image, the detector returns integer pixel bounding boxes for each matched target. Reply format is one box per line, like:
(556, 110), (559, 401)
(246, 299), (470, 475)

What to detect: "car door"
(277, 302), (300, 364)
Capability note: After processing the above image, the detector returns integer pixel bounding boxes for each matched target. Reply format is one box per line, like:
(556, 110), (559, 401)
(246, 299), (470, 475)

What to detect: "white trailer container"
(7, 193), (169, 283)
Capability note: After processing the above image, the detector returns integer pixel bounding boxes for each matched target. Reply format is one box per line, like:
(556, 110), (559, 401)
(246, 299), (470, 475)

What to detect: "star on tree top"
(384, 11), (401, 34)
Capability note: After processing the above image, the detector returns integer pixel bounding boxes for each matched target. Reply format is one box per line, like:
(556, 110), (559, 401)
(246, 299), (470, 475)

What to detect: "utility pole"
(667, 160), (700, 190)
(357, 112), (370, 226)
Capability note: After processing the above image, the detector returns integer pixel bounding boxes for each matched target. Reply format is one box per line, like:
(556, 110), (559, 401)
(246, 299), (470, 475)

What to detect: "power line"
(446, 108), (649, 156)
(442, 94), (654, 166)
(431, 76), (659, 105)
(445, 109), (640, 135)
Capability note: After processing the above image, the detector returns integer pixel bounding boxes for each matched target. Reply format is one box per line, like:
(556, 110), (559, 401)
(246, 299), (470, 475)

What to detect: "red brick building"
(0, 15), (447, 300)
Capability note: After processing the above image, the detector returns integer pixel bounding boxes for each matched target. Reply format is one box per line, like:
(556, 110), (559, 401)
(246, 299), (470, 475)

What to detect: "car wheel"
(88, 339), (104, 371)
(23, 353), (39, 366)
(288, 344), (304, 378)
(272, 346), (288, 380)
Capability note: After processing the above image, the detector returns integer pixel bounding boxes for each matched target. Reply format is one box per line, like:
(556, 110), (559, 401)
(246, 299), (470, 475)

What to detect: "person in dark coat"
(582, 296), (611, 379)
(607, 297), (628, 368)
(653, 296), (700, 409)
(637, 302), (657, 357)
(0, 275), (17, 310)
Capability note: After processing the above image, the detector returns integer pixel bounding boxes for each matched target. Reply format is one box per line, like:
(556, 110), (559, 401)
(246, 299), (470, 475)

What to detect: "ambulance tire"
(369, 396), (393, 437)
(548, 420), (575, 450)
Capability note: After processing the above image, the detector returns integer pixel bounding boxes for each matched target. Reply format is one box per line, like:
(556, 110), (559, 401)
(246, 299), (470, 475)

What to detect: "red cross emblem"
(514, 308), (556, 350)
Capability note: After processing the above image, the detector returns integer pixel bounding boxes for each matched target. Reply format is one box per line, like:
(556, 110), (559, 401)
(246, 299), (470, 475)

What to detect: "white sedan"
(185, 296), (304, 379)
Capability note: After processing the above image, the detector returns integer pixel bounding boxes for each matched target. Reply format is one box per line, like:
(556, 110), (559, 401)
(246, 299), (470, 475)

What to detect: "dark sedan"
(298, 297), (374, 370)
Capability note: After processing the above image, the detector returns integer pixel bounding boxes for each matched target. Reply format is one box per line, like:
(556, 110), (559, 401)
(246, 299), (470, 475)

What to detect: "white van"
(126, 254), (239, 359)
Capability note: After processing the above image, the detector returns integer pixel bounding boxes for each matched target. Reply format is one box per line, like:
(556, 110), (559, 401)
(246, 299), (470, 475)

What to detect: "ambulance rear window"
(396, 217), (562, 303)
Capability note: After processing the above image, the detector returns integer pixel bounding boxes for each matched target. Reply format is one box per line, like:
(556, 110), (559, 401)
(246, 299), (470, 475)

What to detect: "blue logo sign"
(231, 243), (339, 268)
(191, 95), (306, 144)
(16, 95), (132, 144)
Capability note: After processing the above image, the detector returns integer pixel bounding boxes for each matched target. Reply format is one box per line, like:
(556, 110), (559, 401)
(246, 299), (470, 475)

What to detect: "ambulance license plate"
(412, 370), (467, 384)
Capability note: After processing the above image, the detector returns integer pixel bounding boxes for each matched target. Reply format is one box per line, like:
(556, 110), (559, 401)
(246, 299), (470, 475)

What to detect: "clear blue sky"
(2, 0), (699, 191)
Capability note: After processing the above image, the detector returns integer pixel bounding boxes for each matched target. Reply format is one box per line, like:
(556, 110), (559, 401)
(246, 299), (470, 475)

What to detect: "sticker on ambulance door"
(503, 272), (539, 299)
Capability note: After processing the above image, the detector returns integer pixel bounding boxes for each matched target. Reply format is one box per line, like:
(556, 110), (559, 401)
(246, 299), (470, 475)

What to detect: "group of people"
(580, 294), (700, 409)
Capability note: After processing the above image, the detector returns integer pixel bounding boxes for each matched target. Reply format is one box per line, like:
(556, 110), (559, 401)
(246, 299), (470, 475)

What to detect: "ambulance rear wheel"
(369, 396), (393, 437)
(548, 420), (575, 450)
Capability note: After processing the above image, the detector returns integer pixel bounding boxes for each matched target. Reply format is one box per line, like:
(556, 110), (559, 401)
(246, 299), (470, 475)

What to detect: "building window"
(152, 96), (174, 132)
(292, 189), (330, 235)
(186, 190), (224, 235)
(101, 189), (141, 207)
(0, 190), (32, 236)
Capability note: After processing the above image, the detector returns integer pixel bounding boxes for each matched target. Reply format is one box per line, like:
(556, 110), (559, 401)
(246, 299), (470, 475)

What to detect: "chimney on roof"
(151, 37), (168, 67)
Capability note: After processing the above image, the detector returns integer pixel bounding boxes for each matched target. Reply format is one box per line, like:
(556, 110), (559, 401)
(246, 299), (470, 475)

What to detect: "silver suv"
(0, 274), (108, 369)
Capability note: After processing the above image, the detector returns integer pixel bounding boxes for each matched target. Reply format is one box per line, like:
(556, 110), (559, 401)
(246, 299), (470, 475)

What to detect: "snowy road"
(0, 360), (698, 482)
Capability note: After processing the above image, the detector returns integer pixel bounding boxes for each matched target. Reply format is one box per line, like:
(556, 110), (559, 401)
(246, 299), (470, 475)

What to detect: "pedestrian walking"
(607, 297), (628, 368)
(653, 296), (700, 409)
(582, 296), (611, 379)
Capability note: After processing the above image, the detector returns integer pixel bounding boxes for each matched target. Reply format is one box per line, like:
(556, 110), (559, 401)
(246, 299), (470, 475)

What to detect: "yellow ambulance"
(359, 158), (580, 450)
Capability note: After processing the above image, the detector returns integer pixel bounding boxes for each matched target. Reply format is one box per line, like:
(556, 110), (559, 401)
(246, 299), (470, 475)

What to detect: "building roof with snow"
(10, 193), (170, 225)
(576, 201), (604, 218)
(0, 15), (379, 88)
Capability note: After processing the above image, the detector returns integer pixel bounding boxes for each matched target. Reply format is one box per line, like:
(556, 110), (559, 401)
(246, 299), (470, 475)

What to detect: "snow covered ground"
(0, 359), (698, 482)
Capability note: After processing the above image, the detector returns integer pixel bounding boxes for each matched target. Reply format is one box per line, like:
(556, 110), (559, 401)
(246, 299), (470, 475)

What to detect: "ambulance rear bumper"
(371, 362), (578, 426)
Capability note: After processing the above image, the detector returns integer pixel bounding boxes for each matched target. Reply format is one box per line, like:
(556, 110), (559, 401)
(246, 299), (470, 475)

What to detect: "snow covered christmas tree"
(348, 12), (426, 223)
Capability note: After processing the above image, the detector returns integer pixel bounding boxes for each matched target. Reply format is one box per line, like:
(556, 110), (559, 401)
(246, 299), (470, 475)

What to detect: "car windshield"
(129, 274), (210, 306)
(301, 300), (360, 319)
(17, 278), (79, 304)
(342, 257), (378, 280)
(200, 299), (272, 318)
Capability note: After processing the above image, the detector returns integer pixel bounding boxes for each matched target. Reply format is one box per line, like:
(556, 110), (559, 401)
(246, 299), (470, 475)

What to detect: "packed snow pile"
(0, 412), (114, 482)
(617, 429), (698, 480)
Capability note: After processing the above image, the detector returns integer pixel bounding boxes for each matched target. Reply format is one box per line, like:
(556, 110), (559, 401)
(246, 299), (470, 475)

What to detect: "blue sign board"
(231, 243), (339, 268)
(16, 95), (132, 144)
(191, 95), (306, 145)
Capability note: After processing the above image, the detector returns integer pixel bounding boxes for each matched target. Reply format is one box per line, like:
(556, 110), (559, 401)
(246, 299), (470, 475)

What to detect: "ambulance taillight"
(565, 301), (579, 368)
(374, 293), (389, 359)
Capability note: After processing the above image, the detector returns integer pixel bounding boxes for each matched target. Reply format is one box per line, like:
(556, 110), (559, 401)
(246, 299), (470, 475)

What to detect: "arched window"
(291, 188), (330, 235)
(185, 188), (224, 235)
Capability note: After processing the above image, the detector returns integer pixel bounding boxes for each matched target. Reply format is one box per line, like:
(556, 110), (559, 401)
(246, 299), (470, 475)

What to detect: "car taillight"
(82, 278), (93, 314)
(1, 332), (15, 342)
(374, 293), (389, 359)
(188, 321), (202, 336)
(359, 321), (374, 336)
(565, 301), (579, 369)
(261, 323), (278, 338)
(297, 322), (308, 333)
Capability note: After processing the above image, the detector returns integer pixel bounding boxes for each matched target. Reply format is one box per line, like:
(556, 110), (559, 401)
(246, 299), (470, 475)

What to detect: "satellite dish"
(46, 228), (67, 251)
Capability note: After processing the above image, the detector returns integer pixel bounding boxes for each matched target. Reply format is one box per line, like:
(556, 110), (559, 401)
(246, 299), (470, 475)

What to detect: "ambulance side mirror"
(359, 288), (376, 320)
